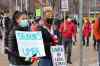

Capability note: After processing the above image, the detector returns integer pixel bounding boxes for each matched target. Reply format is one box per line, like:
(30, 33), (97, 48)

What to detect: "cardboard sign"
(61, 0), (69, 11)
(15, 31), (45, 57)
(51, 45), (67, 66)
(36, 8), (42, 17)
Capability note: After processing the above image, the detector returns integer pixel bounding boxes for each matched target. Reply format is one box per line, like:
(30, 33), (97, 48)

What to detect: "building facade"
(0, 0), (100, 16)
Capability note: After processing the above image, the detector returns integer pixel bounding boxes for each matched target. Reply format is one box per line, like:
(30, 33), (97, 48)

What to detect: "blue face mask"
(19, 20), (29, 27)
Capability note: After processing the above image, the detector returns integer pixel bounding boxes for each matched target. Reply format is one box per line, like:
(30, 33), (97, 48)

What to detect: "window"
(96, 0), (100, 2)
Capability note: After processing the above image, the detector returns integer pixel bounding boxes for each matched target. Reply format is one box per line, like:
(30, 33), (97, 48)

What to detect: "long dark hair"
(11, 11), (27, 26)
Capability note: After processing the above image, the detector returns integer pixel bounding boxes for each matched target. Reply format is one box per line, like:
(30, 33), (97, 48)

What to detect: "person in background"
(93, 17), (100, 66)
(52, 18), (61, 44)
(0, 10), (12, 54)
(0, 11), (4, 39)
(82, 18), (91, 47)
(7, 11), (32, 66)
(72, 19), (78, 45)
(3, 10), (12, 54)
(59, 17), (75, 64)
(91, 20), (96, 49)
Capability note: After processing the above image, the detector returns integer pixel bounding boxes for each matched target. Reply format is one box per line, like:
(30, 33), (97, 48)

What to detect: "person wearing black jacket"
(4, 16), (12, 54)
(38, 26), (53, 66)
(31, 19), (54, 66)
(7, 11), (32, 66)
(0, 11), (12, 53)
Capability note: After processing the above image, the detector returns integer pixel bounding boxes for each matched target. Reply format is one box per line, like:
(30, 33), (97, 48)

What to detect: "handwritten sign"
(15, 31), (45, 57)
(51, 45), (67, 66)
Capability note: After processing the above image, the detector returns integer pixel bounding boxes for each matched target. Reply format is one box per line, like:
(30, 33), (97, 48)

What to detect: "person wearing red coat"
(59, 18), (75, 64)
(93, 17), (100, 66)
(82, 19), (91, 47)
(72, 19), (78, 45)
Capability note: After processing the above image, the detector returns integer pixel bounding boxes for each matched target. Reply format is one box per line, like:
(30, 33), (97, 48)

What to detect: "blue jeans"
(62, 38), (72, 61)
(9, 64), (32, 66)
(38, 57), (53, 66)
(97, 40), (100, 66)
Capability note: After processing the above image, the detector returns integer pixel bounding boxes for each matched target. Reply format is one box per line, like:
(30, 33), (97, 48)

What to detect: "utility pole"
(79, 0), (83, 66)
(89, 0), (90, 20)
(94, 0), (96, 18)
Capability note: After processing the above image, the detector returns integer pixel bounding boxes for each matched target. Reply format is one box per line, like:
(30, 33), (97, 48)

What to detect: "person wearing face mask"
(6, 11), (32, 66)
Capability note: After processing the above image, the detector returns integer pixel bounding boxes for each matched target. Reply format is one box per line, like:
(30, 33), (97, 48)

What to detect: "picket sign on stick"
(64, 11), (66, 31)
(61, 0), (69, 31)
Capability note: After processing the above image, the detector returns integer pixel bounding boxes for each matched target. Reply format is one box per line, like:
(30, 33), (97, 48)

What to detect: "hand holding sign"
(51, 45), (67, 66)
(15, 31), (45, 58)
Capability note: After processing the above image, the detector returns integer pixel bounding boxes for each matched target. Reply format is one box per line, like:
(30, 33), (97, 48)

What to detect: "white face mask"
(67, 18), (72, 22)
(19, 20), (29, 27)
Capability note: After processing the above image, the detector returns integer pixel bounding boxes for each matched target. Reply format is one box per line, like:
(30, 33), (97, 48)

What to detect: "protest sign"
(35, 8), (42, 17)
(61, 0), (69, 11)
(51, 45), (67, 66)
(15, 31), (45, 57)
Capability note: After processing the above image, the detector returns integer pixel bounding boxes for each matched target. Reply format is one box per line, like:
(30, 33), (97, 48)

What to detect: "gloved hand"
(32, 56), (39, 63)
(51, 35), (58, 46)
(25, 54), (39, 63)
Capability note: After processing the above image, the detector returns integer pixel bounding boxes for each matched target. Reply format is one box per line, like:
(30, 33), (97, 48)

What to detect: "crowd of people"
(0, 10), (100, 66)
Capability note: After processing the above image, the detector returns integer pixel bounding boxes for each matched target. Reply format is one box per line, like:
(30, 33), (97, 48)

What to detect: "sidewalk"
(0, 38), (97, 66)
(0, 45), (97, 66)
